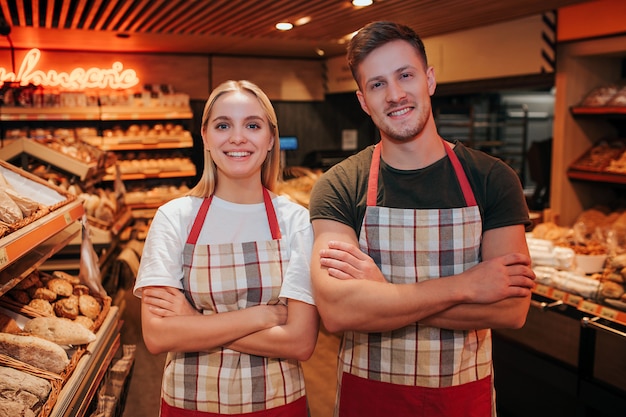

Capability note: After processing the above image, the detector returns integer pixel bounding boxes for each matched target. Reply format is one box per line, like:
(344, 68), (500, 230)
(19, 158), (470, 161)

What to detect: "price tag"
(0, 247), (8, 268)
(580, 300), (598, 314)
(534, 284), (550, 296)
(599, 307), (618, 321)
(63, 212), (73, 224)
(552, 289), (566, 300)
(565, 294), (582, 306)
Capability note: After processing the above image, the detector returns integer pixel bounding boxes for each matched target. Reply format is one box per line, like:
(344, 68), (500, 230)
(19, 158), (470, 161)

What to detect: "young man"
(309, 21), (536, 417)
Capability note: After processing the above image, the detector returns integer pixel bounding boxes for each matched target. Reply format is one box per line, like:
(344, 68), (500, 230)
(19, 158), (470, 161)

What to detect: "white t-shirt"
(133, 194), (315, 306)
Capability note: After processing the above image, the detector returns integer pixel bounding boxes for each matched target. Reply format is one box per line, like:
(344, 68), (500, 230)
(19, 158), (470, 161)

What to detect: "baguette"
(24, 316), (96, 345)
(0, 333), (69, 374)
(0, 366), (52, 406)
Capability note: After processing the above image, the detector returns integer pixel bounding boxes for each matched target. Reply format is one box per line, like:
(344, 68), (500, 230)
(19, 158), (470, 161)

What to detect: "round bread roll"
(29, 287), (57, 302)
(8, 289), (30, 305)
(52, 270), (81, 285)
(47, 278), (73, 297)
(74, 315), (95, 330)
(54, 296), (79, 319)
(73, 284), (91, 296)
(78, 294), (102, 320)
(14, 272), (42, 291)
(27, 299), (54, 316)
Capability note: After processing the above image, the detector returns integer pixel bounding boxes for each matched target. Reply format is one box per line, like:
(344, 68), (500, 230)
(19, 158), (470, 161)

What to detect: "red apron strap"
(366, 143), (382, 207)
(443, 142), (477, 207)
(367, 140), (477, 208)
(263, 188), (282, 240)
(186, 196), (213, 245)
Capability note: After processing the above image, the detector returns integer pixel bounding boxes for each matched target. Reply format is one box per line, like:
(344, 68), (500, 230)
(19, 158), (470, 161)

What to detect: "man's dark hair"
(347, 21), (428, 88)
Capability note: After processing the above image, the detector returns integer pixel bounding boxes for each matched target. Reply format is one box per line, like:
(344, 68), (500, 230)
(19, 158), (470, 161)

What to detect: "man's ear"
(356, 90), (371, 115)
(426, 66), (437, 96)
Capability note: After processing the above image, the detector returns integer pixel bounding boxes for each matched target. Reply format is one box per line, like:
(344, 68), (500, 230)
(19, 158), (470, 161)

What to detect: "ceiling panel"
(0, 0), (595, 58)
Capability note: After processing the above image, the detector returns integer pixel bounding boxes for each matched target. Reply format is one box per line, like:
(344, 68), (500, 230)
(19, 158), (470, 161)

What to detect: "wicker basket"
(0, 159), (76, 234)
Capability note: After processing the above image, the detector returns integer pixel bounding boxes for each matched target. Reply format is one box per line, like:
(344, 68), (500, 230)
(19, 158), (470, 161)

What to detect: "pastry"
(29, 287), (57, 302)
(51, 270), (81, 286)
(27, 299), (54, 316)
(74, 315), (95, 330)
(78, 294), (102, 320)
(53, 295), (79, 319)
(47, 278), (73, 297)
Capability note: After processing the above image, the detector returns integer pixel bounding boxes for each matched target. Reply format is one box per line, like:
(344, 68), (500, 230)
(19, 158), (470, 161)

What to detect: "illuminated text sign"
(0, 48), (140, 90)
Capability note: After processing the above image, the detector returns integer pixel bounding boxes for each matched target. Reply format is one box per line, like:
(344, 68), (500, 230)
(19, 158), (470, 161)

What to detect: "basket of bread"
(529, 206), (626, 310)
(0, 160), (76, 239)
(0, 270), (111, 417)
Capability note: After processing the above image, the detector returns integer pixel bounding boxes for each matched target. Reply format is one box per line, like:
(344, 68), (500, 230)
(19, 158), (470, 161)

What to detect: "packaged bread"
(0, 333), (69, 374)
(0, 188), (23, 223)
(23, 316), (96, 346)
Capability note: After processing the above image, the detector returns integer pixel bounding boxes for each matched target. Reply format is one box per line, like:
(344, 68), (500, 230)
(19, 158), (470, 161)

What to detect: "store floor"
(119, 290), (341, 417)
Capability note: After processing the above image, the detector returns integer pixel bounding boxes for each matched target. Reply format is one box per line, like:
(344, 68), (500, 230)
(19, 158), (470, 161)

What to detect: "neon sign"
(0, 48), (140, 90)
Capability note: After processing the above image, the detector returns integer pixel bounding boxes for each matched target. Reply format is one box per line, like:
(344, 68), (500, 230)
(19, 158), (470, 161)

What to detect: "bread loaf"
(0, 398), (36, 417)
(0, 366), (52, 408)
(0, 333), (69, 374)
(23, 316), (96, 346)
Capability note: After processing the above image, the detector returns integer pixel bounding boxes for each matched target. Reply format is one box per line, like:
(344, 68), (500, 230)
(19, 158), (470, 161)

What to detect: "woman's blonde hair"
(187, 80), (281, 197)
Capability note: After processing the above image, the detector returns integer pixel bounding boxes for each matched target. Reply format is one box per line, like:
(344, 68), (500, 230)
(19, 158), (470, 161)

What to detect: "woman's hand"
(142, 286), (200, 317)
(319, 240), (388, 282)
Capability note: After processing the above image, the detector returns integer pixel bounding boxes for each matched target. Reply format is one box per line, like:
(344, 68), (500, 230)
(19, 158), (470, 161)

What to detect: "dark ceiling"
(0, 0), (595, 59)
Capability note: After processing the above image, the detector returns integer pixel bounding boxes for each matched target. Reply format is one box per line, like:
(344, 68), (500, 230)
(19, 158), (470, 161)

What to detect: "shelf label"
(535, 284), (550, 296)
(552, 289), (566, 300)
(0, 247), (8, 268)
(566, 294), (583, 306)
(580, 300), (598, 314)
(63, 212), (73, 225)
(599, 307), (618, 321)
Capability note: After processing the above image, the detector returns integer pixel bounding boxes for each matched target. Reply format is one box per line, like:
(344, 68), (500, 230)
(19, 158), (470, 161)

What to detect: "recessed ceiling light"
(294, 16), (311, 26)
(275, 22), (293, 31)
(352, 0), (373, 6)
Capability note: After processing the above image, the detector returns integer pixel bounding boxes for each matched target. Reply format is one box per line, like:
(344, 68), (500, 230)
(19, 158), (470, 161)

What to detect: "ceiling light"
(294, 16), (311, 26)
(352, 0), (373, 6)
(275, 22), (293, 31)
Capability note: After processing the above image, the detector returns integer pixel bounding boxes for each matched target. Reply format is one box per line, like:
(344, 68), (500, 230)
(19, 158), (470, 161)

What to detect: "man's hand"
(319, 240), (387, 282)
(460, 252), (536, 304)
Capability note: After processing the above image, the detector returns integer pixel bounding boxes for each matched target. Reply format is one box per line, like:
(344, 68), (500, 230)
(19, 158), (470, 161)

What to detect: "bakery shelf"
(50, 306), (122, 417)
(0, 106), (101, 121)
(570, 106), (626, 116)
(0, 138), (104, 180)
(567, 168), (626, 185)
(0, 199), (84, 274)
(533, 284), (626, 329)
(82, 135), (193, 151)
(102, 168), (196, 181)
(0, 218), (80, 296)
(99, 105), (193, 121)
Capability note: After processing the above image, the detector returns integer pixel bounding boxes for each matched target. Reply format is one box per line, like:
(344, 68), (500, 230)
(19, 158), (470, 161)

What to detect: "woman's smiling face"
(203, 90), (274, 184)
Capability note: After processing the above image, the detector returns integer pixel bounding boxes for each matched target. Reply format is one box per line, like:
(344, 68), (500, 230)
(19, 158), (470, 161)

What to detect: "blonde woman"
(134, 80), (318, 417)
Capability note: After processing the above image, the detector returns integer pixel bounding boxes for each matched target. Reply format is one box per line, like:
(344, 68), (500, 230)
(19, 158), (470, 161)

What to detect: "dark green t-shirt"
(309, 140), (530, 237)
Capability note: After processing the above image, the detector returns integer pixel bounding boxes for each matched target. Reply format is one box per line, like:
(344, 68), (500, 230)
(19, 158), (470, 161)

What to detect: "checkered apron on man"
(336, 142), (494, 417)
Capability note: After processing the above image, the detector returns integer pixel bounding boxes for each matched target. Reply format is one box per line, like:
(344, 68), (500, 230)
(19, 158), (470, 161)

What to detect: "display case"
(492, 32), (626, 417)
(0, 161), (127, 417)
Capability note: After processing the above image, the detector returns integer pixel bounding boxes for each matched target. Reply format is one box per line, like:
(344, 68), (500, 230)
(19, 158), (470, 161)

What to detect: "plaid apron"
(337, 142), (493, 417)
(161, 189), (307, 416)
